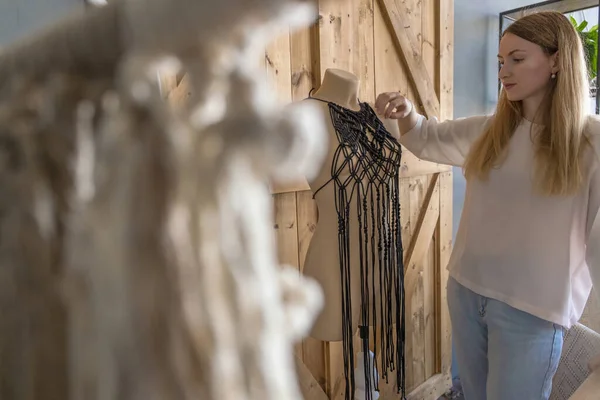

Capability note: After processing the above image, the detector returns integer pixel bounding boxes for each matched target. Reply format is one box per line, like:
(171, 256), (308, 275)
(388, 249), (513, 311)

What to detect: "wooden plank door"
(293, 0), (454, 398)
(166, 0), (455, 397)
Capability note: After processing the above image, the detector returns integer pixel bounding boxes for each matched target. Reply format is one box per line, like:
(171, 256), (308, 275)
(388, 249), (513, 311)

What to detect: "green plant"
(570, 16), (598, 81)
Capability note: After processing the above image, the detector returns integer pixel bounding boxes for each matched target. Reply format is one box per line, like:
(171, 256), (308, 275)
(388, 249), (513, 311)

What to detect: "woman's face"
(497, 33), (556, 102)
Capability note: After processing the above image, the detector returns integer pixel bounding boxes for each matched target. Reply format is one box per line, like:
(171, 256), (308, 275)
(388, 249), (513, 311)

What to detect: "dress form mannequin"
(302, 68), (405, 400)
(303, 69), (363, 341)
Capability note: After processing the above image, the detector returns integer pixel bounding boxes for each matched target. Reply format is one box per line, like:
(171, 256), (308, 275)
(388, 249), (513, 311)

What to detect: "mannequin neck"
(311, 69), (360, 111)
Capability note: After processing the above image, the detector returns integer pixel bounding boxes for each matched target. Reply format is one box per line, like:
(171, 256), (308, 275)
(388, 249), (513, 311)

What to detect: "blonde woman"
(375, 11), (600, 400)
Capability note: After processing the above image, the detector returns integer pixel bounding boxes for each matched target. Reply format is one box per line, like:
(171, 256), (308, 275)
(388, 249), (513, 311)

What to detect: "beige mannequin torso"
(302, 69), (401, 342)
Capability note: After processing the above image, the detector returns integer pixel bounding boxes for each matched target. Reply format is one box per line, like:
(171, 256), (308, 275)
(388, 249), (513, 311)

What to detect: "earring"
(551, 73), (557, 79)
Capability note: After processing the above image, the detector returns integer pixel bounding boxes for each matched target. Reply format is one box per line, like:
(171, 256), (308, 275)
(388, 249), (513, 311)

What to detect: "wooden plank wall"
(165, 0), (454, 398)
(263, 0), (454, 399)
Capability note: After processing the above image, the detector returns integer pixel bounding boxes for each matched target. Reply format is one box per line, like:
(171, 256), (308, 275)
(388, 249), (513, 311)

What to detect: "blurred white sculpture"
(0, 0), (329, 399)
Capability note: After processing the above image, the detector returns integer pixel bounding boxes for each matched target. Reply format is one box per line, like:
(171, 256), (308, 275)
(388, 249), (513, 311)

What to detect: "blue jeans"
(447, 276), (564, 400)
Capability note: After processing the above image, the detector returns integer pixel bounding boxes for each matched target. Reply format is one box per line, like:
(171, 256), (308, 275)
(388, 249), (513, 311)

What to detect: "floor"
(437, 379), (465, 400)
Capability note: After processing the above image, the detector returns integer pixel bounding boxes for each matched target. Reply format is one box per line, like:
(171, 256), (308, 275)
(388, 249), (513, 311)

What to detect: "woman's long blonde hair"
(463, 11), (590, 196)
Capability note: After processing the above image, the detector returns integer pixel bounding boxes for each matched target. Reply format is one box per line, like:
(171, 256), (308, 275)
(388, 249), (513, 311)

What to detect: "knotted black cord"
(306, 93), (406, 400)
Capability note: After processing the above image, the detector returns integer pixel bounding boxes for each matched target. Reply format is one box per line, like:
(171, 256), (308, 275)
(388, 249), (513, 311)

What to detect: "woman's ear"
(550, 51), (559, 74)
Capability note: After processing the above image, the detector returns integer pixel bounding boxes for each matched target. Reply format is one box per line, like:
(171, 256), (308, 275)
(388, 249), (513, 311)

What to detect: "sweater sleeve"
(399, 114), (493, 167)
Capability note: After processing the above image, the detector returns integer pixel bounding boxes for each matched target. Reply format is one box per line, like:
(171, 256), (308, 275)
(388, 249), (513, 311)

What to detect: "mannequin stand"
(354, 326), (380, 400)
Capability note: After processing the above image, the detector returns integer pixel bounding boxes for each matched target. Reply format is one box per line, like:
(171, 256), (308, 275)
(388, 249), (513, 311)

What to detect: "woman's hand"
(375, 92), (413, 119)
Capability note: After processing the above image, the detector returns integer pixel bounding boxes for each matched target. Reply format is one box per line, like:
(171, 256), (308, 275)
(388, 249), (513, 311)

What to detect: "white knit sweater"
(400, 114), (600, 328)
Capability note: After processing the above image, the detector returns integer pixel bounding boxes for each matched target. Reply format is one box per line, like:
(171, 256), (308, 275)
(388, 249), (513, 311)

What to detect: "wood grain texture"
(267, 0), (455, 398)
(377, 0), (440, 118)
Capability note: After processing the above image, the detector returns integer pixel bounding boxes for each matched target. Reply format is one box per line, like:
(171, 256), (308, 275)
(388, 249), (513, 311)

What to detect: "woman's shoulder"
(585, 115), (600, 146)
(583, 116), (600, 169)
(586, 114), (600, 130)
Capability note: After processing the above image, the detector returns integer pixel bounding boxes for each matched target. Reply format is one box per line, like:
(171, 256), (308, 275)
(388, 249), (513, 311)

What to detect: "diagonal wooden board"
(377, 174), (441, 399)
(404, 174), (440, 272)
(295, 354), (330, 400)
(377, 0), (440, 119)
